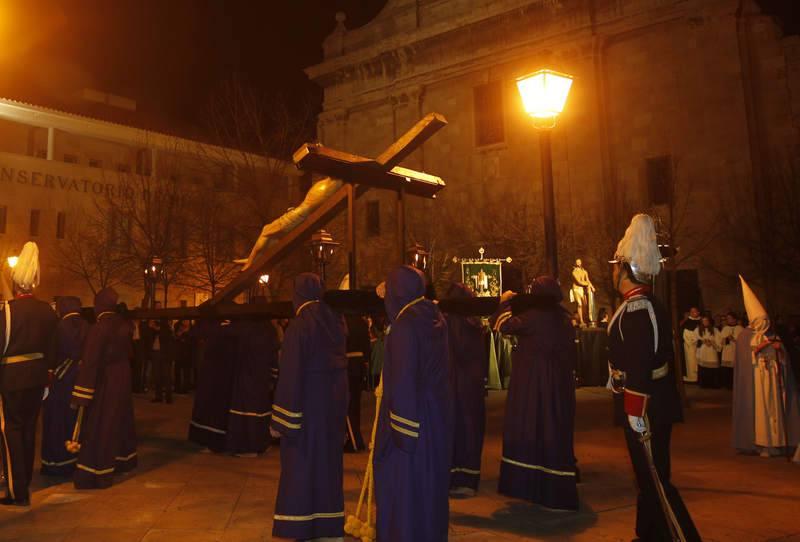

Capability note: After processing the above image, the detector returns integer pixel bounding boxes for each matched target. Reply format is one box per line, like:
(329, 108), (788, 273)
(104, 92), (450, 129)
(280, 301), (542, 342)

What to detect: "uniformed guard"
(607, 214), (700, 541)
(0, 242), (58, 506)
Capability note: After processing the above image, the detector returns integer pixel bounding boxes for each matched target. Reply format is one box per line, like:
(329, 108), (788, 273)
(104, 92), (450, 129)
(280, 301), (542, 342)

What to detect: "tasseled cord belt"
(344, 378), (382, 542)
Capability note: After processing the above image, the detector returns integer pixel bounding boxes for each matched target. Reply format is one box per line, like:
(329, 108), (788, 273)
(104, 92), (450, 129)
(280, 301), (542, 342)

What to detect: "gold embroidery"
(389, 411), (420, 428)
(229, 409), (271, 418)
(42, 457), (78, 467)
(77, 463), (115, 475)
(74, 385), (95, 393)
(501, 456), (575, 477)
(273, 404), (303, 418)
(115, 452), (137, 461)
(189, 420), (226, 434)
(0, 352), (44, 365)
(450, 467), (480, 475)
(295, 300), (319, 316)
(390, 422), (419, 438)
(272, 415), (302, 430)
(274, 511), (344, 521)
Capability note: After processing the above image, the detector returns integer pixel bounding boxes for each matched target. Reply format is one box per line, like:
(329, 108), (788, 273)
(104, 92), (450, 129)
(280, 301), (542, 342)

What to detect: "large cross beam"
(204, 113), (447, 307)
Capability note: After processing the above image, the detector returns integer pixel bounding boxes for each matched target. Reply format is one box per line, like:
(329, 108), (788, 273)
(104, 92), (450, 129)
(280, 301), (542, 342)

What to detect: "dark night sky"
(0, 0), (387, 138)
(1, 0), (796, 140)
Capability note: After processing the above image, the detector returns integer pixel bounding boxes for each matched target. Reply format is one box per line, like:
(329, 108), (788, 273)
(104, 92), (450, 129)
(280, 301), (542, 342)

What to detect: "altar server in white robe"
(681, 308), (701, 383)
(738, 276), (800, 460)
(695, 316), (722, 389)
(719, 312), (743, 389)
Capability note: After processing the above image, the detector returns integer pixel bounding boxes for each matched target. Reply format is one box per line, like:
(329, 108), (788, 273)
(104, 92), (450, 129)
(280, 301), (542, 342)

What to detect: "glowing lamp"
(406, 243), (430, 271)
(516, 69), (573, 128)
(259, 274), (270, 285)
(7, 256), (18, 268)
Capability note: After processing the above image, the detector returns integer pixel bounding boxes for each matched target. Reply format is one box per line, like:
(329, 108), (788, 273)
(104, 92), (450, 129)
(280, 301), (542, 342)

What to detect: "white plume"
(615, 214), (662, 278)
(11, 241), (41, 289)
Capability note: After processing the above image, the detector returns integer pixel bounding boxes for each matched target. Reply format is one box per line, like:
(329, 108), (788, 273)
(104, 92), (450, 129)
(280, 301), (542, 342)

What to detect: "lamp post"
(309, 229), (339, 284)
(406, 242), (430, 271)
(143, 256), (164, 310)
(516, 69), (573, 279)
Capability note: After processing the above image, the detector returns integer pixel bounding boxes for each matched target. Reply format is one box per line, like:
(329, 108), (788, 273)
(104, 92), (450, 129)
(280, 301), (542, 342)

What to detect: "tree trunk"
(669, 264), (688, 406)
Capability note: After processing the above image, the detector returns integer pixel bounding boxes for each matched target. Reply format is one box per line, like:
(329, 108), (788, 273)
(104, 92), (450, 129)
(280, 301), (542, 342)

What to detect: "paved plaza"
(0, 386), (799, 541)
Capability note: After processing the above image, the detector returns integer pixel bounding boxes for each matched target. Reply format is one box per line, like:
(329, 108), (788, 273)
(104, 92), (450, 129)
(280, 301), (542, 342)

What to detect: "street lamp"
(309, 229), (339, 283)
(516, 68), (574, 278)
(143, 256), (164, 310)
(406, 242), (430, 271)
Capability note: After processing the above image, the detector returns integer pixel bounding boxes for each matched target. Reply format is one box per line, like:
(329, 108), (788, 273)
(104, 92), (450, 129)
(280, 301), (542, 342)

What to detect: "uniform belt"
(610, 362), (669, 381)
(0, 352), (45, 365)
(651, 362), (669, 379)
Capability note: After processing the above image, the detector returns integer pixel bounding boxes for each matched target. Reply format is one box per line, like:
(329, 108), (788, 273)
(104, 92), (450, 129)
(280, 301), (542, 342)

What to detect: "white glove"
(628, 415), (647, 434)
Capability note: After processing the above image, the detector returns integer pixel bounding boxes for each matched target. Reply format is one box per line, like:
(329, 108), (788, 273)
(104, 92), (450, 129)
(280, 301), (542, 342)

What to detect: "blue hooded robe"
(41, 296), (89, 475)
(375, 265), (452, 542)
(271, 273), (348, 540)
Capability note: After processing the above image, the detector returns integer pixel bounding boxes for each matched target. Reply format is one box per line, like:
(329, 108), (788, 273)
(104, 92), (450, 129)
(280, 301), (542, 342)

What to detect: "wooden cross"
(203, 112), (448, 308)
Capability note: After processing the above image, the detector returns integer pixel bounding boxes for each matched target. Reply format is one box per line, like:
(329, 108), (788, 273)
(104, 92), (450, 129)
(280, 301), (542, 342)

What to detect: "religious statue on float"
(570, 258), (596, 326)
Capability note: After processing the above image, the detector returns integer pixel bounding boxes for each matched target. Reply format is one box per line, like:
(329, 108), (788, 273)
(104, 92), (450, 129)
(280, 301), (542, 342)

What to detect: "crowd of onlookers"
(680, 307), (800, 389)
(127, 309), (389, 408)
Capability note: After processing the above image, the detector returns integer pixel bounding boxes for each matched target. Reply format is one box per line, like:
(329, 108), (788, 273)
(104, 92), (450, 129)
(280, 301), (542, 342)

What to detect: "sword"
(639, 420), (686, 542)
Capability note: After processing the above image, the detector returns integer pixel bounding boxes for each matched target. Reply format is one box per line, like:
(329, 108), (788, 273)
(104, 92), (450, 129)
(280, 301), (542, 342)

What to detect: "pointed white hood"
(739, 275), (767, 323)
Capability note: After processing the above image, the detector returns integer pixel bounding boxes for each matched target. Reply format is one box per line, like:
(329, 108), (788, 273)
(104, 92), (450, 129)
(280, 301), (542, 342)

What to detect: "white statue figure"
(570, 258), (596, 326)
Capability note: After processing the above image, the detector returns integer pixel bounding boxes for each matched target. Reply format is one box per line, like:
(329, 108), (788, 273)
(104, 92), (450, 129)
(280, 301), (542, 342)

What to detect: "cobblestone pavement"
(0, 386), (799, 541)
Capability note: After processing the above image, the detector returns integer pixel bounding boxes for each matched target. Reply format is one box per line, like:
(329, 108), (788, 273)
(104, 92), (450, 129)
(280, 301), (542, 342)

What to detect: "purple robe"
(41, 297), (88, 476)
(225, 320), (279, 454)
(446, 283), (488, 492)
(72, 288), (137, 489)
(188, 319), (238, 452)
(375, 266), (452, 542)
(491, 278), (578, 510)
(272, 274), (348, 540)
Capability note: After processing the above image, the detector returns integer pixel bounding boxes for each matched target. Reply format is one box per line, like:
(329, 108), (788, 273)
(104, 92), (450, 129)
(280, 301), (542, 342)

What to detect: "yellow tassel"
(346, 378), (383, 539)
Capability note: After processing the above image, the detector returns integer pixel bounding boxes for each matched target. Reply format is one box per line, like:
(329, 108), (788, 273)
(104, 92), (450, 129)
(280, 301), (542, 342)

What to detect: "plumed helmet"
(609, 214), (662, 284)
(11, 242), (40, 290)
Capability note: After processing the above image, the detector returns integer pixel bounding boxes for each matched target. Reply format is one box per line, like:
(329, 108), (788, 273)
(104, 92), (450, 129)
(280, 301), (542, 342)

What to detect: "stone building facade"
(307, 0), (800, 314)
(0, 96), (301, 307)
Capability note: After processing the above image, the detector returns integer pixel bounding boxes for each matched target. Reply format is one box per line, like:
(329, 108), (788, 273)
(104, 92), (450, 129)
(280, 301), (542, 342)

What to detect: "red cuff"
(624, 389), (649, 417)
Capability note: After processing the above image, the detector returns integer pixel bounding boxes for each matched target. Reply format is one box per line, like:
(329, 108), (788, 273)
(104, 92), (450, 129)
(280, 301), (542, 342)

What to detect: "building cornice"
(0, 97), (281, 170)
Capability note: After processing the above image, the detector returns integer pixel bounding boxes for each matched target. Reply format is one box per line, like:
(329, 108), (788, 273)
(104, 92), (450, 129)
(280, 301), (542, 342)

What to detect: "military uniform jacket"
(608, 291), (682, 426)
(0, 296), (58, 392)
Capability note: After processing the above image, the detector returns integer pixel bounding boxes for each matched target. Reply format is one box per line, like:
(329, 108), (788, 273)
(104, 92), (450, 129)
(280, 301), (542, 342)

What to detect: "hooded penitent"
(72, 286), (137, 489)
(446, 282), (488, 493)
(11, 241), (40, 290)
(41, 296), (89, 476)
(384, 266), (426, 323)
(272, 272), (348, 540)
(490, 275), (578, 510)
(610, 213), (662, 284)
(739, 275), (769, 349)
(94, 287), (119, 316)
(375, 265), (452, 542)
